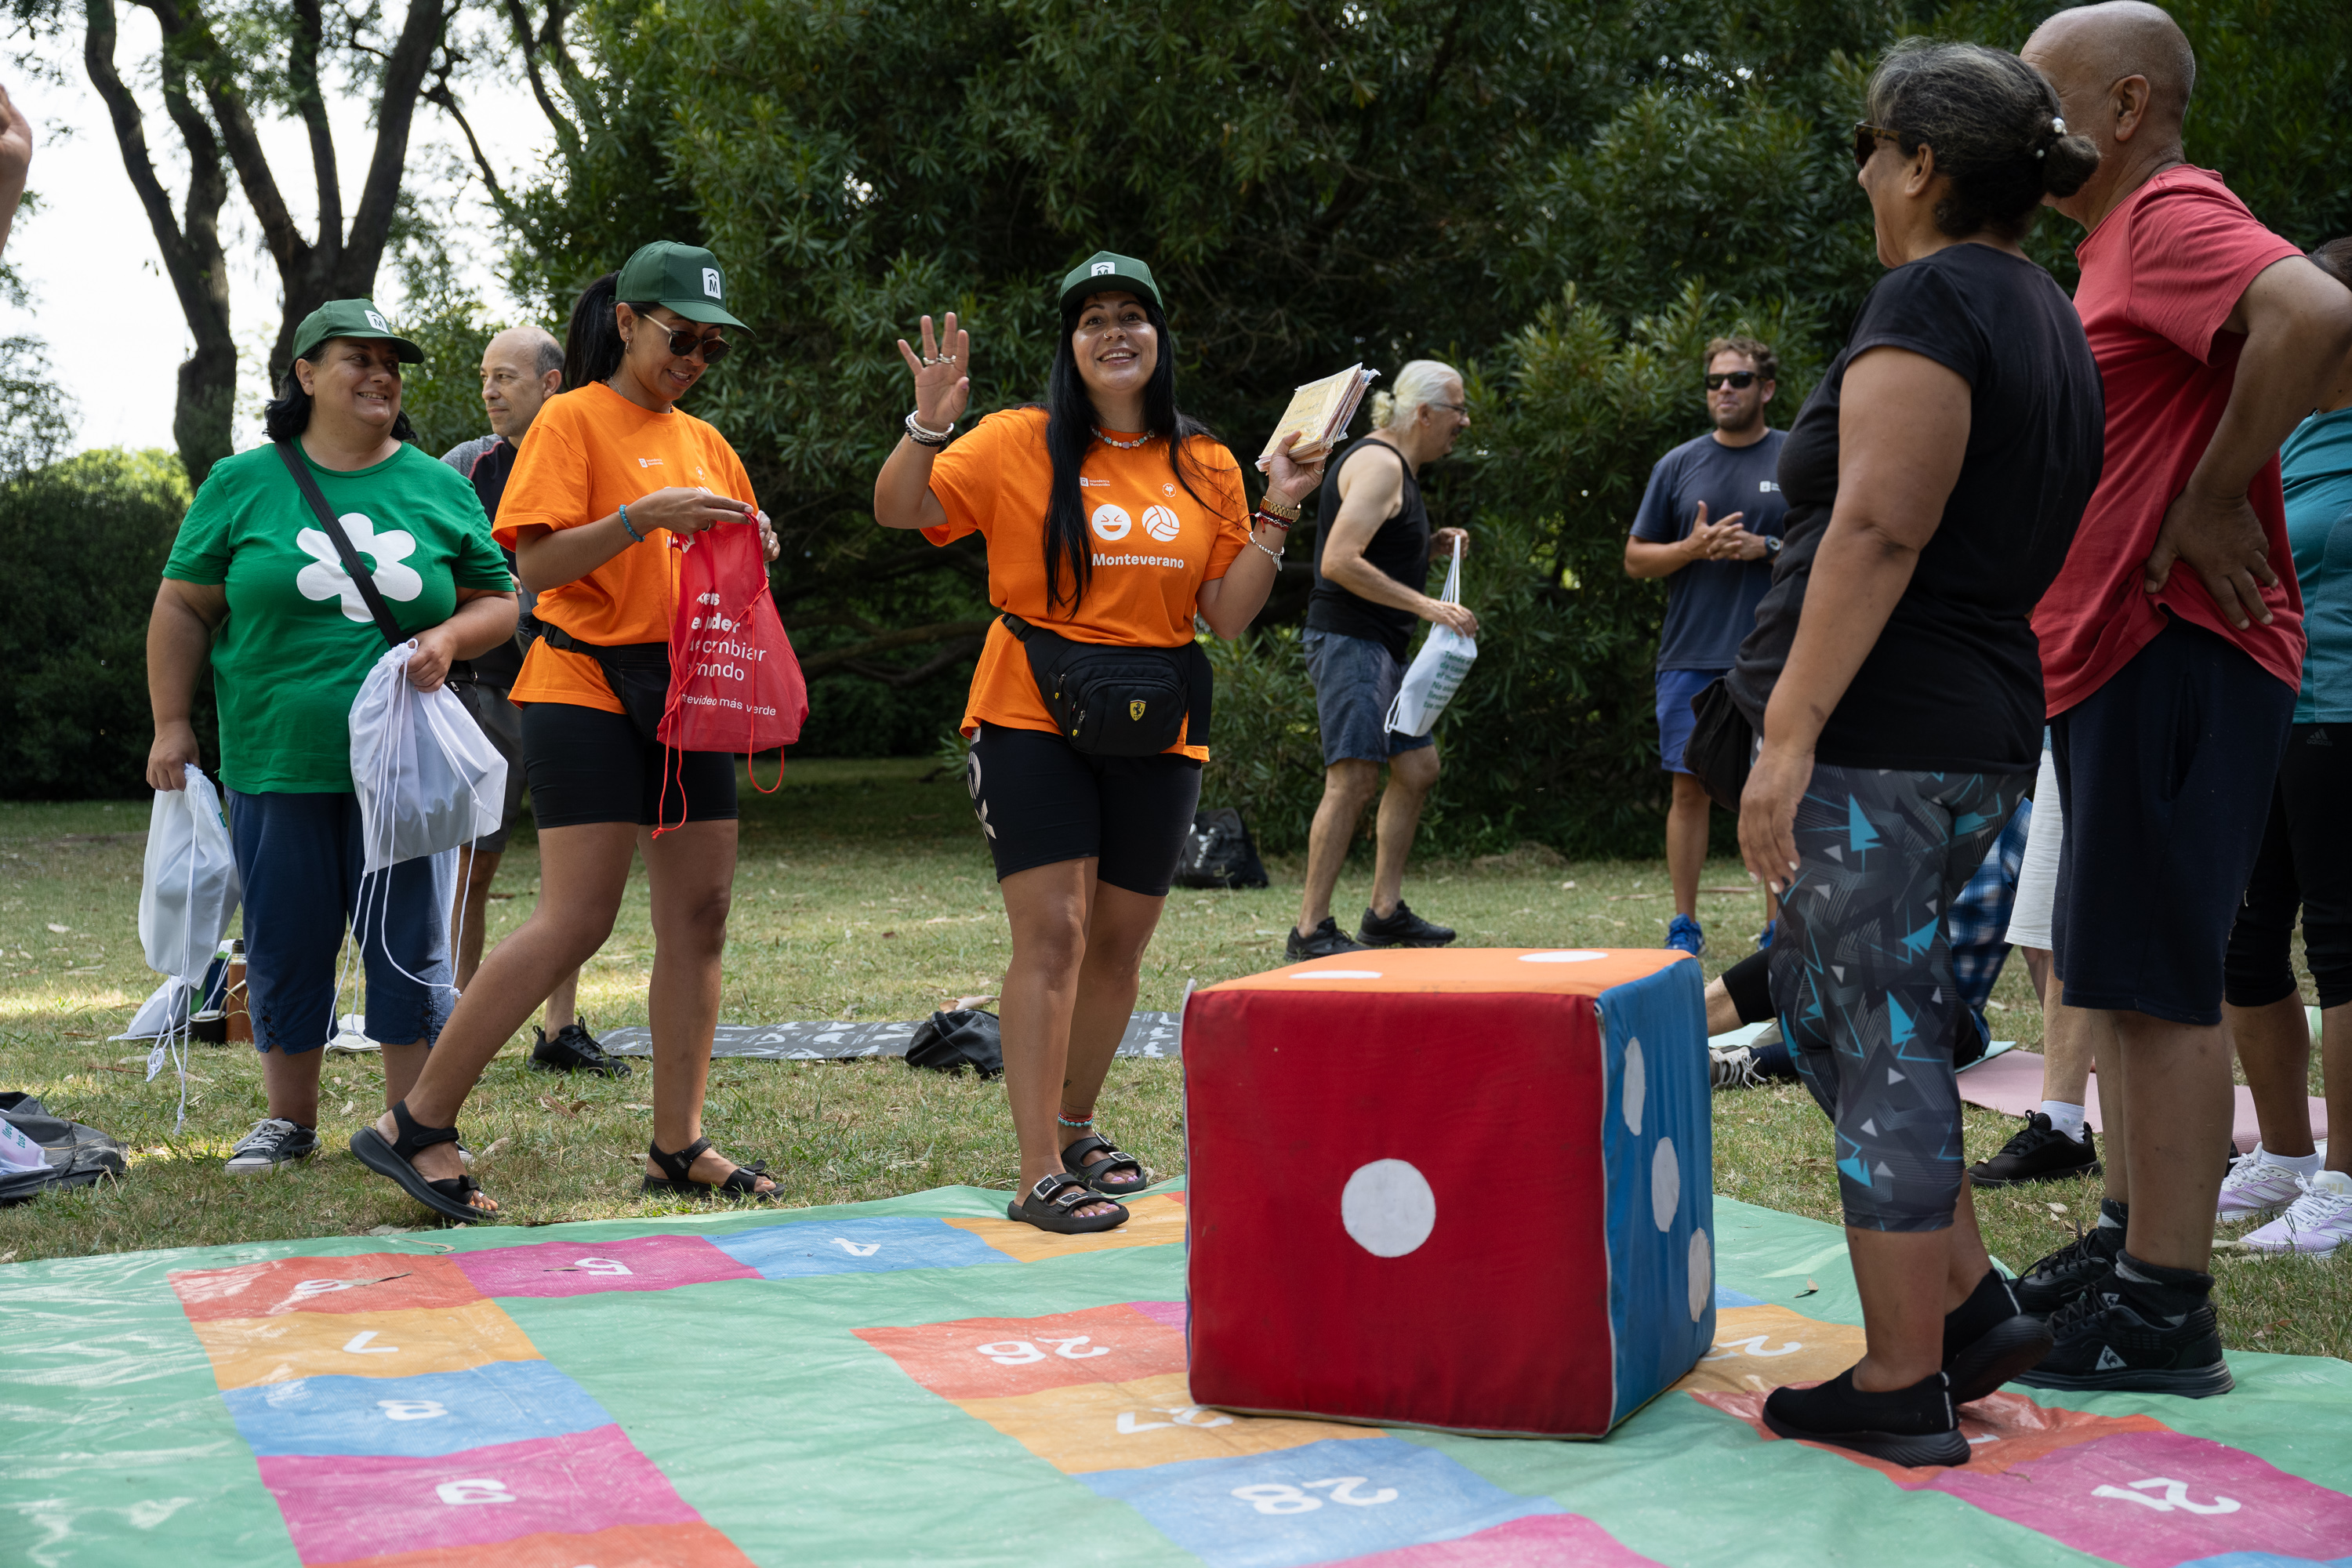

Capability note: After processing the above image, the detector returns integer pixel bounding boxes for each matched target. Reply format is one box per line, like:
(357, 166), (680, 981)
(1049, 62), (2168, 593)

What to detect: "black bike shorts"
(521, 700), (739, 829)
(967, 722), (1201, 896)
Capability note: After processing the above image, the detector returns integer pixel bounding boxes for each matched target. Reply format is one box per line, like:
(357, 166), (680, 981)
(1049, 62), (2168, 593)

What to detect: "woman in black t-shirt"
(1726, 41), (2104, 1465)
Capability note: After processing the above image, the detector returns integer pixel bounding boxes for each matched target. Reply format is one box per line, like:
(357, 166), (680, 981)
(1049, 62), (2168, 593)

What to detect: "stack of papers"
(1256, 364), (1379, 471)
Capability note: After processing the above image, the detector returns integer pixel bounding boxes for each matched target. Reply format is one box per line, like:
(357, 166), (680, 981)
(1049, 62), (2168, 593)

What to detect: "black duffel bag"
(1174, 807), (1269, 889)
(905, 1009), (1004, 1079)
(1000, 613), (1211, 757)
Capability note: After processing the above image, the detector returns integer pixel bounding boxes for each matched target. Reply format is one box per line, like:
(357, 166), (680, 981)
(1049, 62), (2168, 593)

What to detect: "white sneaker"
(1709, 1042), (1766, 1090)
(2240, 1170), (2352, 1258)
(225, 1117), (320, 1174)
(2216, 1143), (2312, 1221)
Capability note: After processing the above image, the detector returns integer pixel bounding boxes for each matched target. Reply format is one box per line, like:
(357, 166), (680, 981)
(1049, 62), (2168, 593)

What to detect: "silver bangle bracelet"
(904, 410), (953, 448)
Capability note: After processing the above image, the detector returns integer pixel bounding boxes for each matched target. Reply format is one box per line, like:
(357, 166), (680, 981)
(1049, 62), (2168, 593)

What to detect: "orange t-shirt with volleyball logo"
(496, 383), (760, 711)
(924, 408), (1250, 760)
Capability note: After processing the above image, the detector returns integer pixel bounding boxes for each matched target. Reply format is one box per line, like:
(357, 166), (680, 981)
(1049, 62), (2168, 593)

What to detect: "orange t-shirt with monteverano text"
(496, 382), (760, 712)
(924, 408), (1251, 760)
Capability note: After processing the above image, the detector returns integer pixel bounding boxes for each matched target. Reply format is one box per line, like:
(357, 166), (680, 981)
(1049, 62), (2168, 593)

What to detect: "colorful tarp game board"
(1183, 948), (1711, 1437)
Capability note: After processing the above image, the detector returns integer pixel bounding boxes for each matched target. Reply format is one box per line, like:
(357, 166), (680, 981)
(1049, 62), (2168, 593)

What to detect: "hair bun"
(1369, 389), (1397, 430)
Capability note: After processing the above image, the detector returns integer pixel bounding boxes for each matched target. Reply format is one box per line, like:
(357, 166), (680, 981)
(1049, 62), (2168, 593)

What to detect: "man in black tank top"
(1289, 361), (1476, 959)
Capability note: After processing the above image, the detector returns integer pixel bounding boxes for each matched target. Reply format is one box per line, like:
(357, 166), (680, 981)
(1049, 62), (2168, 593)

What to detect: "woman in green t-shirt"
(147, 299), (517, 1198)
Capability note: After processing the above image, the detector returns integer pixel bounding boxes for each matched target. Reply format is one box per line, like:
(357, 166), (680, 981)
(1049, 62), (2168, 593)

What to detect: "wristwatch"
(1763, 535), (1784, 559)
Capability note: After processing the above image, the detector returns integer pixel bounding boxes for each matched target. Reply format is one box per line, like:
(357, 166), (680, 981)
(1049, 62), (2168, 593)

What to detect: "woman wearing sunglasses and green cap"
(146, 299), (519, 1185)
(873, 252), (1323, 1232)
(352, 242), (785, 1221)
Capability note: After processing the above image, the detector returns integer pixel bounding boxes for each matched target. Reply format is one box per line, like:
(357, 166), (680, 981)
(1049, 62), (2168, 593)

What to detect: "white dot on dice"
(1621, 1038), (1647, 1135)
(1651, 1137), (1681, 1232)
(1518, 949), (1608, 963)
(1687, 1229), (1713, 1322)
(1341, 1159), (1437, 1258)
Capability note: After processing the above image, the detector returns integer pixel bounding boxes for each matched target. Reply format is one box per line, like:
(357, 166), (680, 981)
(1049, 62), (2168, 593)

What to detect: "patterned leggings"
(1769, 765), (2030, 1232)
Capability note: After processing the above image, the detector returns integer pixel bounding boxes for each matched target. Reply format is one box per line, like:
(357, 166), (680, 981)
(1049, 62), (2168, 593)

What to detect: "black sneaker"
(1969, 1112), (2100, 1188)
(1761, 1367), (1967, 1467)
(2014, 1254), (2234, 1398)
(1942, 1269), (2055, 1404)
(1357, 901), (1456, 949)
(1287, 919), (1368, 961)
(2013, 1204), (2125, 1316)
(225, 1117), (320, 1175)
(530, 1019), (631, 1077)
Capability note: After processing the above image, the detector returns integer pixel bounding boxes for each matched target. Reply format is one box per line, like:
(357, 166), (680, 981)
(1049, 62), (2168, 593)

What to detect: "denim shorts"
(1654, 666), (1726, 774)
(1301, 629), (1438, 768)
(227, 789), (451, 1054)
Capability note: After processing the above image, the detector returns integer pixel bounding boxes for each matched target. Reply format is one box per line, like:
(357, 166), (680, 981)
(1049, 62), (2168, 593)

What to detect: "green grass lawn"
(2, 758), (2343, 1362)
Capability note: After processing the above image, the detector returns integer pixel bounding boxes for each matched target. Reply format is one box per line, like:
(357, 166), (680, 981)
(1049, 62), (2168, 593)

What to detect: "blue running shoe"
(1666, 913), (1705, 955)
(1756, 919), (1778, 951)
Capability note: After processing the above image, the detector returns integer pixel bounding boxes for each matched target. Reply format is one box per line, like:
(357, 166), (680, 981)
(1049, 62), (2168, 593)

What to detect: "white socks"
(2256, 1143), (2325, 1178)
(2039, 1100), (2088, 1142)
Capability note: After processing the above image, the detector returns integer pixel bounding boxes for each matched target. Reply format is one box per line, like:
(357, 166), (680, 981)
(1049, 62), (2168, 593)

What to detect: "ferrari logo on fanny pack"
(1129, 699), (1147, 721)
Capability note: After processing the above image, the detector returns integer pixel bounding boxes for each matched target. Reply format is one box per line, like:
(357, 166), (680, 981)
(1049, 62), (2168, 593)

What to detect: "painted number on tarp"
(434, 1479), (514, 1506)
(342, 1331), (398, 1354)
(572, 1257), (633, 1276)
(376, 1399), (448, 1421)
(1704, 1334), (1803, 1360)
(1231, 1478), (1399, 1514)
(2091, 1477), (2241, 1515)
(976, 1335), (1112, 1365)
(832, 1239), (881, 1257)
(293, 1278), (366, 1298)
(1116, 1406), (1235, 1433)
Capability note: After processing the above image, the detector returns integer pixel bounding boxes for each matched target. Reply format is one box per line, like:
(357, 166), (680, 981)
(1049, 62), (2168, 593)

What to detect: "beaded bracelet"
(618, 501), (644, 543)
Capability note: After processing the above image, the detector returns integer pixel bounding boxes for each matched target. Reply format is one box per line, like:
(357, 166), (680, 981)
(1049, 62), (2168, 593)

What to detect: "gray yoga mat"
(599, 1011), (1183, 1062)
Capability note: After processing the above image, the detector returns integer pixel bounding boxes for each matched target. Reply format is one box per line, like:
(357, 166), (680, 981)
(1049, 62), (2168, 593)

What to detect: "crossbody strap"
(274, 439), (406, 652)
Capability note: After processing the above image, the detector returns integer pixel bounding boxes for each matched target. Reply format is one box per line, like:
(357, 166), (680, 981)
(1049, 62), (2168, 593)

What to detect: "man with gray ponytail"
(2012, 1), (2352, 1396)
(1290, 359), (1473, 959)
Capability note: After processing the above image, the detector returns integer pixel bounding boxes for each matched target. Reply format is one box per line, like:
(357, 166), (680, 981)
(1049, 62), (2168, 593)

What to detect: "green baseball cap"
(289, 298), (423, 365)
(615, 240), (749, 329)
(1058, 250), (1162, 314)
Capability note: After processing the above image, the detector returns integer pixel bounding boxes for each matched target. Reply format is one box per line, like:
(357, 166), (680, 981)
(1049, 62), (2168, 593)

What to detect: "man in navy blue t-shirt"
(1624, 336), (1789, 956)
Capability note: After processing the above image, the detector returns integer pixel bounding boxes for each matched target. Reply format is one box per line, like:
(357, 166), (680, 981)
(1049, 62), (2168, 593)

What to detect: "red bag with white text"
(657, 520), (808, 765)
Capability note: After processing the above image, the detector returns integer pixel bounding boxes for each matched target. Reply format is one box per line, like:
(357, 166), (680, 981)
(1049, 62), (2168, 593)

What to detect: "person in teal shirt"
(2220, 237), (2352, 1258)
(146, 299), (517, 1190)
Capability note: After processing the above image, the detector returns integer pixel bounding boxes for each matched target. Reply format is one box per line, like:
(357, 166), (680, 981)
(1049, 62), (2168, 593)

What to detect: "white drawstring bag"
(348, 642), (506, 873)
(1385, 536), (1479, 738)
(136, 763), (241, 1126)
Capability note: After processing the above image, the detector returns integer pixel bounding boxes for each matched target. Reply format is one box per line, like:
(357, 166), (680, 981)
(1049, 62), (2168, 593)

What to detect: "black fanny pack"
(1000, 613), (1212, 757)
(537, 622), (671, 745)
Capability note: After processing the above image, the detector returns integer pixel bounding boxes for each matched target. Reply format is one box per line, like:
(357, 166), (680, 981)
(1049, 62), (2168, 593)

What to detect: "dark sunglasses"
(1852, 121), (1900, 170)
(1705, 371), (1759, 391)
(638, 321), (732, 365)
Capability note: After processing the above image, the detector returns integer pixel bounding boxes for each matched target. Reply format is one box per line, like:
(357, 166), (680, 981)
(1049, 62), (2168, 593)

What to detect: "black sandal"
(1007, 1171), (1131, 1234)
(1062, 1134), (1150, 1194)
(642, 1137), (778, 1201)
(350, 1102), (495, 1224)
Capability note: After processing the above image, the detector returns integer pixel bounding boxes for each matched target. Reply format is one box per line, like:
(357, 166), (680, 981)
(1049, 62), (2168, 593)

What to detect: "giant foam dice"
(1183, 947), (1712, 1439)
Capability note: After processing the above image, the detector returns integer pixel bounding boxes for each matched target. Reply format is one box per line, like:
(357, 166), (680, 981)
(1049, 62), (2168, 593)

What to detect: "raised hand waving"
(896, 312), (972, 432)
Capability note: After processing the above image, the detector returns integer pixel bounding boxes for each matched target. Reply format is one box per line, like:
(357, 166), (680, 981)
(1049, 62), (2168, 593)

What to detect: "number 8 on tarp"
(1231, 1478), (1401, 1515)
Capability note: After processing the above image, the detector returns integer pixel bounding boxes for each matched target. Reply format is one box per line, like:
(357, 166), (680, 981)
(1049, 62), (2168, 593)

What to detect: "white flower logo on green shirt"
(295, 514), (424, 622)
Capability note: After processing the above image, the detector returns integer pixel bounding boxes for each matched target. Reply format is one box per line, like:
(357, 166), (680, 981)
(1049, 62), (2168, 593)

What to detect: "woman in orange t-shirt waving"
(352, 241), (783, 1221)
(873, 251), (1323, 1232)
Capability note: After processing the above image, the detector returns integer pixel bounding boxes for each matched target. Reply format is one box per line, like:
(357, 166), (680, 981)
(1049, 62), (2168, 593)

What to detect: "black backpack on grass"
(906, 1010), (1004, 1080)
(1174, 807), (1269, 890)
(1, 1092), (127, 1205)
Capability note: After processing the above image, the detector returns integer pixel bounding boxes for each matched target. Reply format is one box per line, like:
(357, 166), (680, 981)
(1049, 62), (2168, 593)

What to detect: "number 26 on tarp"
(975, 1336), (1111, 1364)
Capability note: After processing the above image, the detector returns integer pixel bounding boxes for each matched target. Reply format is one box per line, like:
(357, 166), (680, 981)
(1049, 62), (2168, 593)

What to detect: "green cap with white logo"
(1058, 250), (1162, 314)
(289, 298), (423, 365)
(615, 240), (749, 329)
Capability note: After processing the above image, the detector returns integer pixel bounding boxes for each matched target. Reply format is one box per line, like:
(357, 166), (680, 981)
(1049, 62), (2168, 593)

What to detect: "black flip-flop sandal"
(1061, 1133), (1150, 1195)
(1007, 1171), (1131, 1234)
(350, 1102), (495, 1224)
(643, 1136), (779, 1201)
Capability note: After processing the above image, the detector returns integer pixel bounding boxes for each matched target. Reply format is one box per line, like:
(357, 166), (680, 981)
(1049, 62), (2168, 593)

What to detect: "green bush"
(0, 449), (208, 800)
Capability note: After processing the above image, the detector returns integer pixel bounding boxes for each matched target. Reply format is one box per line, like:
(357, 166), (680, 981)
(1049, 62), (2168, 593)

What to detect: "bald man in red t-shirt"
(2012, 2), (2352, 1399)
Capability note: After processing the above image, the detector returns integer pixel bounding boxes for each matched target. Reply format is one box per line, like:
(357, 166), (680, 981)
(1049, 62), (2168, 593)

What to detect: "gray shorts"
(454, 680), (528, 854)
(1302, 628), (1438, 768)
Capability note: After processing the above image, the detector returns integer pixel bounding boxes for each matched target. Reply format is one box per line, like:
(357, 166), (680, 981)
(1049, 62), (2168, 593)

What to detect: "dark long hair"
(1037, 295), (1232, 616)
(262, 350), (420, 445)
(563, 272), (665, 390)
